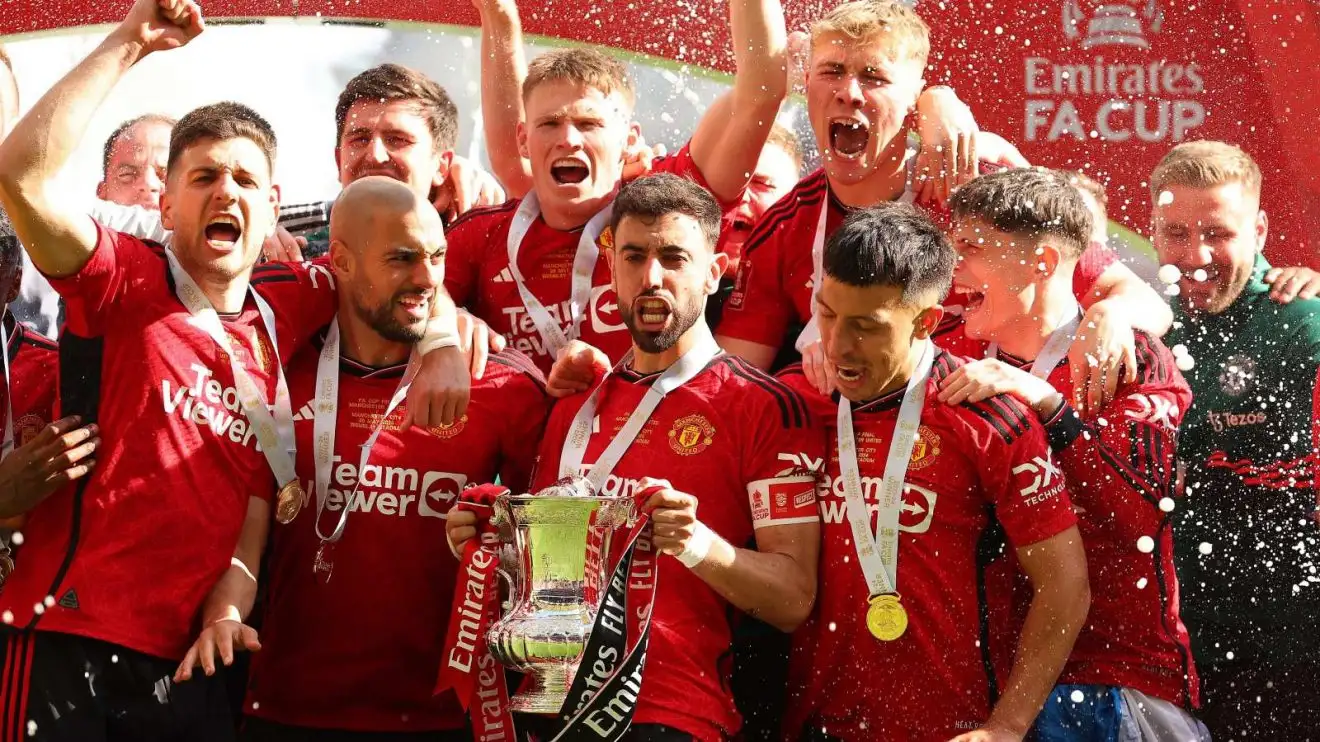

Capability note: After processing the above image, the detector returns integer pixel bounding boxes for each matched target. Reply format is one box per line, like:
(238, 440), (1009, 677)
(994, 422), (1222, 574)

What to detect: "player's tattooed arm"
(687, 0), (789, 205)
(971, 527), (1089, 742)
(174, 495), (267, 682)
(640, 477), (819, 632)
(0, 0), (202, 278)
(474, 0), (532, 198)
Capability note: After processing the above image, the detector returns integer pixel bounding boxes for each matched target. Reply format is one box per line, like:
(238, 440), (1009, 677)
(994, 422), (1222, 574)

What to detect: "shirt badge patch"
(429, 414), (469, 440)
(668, 414), (715, 456)
(599, 226), (614, 250)
(1218, 354), (1257, 397)
(908, 425), (941, 470)
(15, 414), (46, 447)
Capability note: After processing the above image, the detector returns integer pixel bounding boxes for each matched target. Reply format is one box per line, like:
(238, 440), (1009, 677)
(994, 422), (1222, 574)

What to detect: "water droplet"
(1157, 190), (1175, 206)
(42, 596), (54, 608)
(1199, 542), (1213, 555)
(1172, 344), (1189, 358)
(828, 622), (837, 632)
(1137, 577), (1148, 589)
(10, 532), (22, 546)
(1157, 264), (1181, 285)
(1137, 536), (1155, 553)
(1192, 268), (1208, 282)
(1226, 651), (1235, 660)
(1070, 689), (1085, 703)
(1176, 354), (1195, 371)
(1, 611), (11, 624)
(26, 721), (36, 737)
(1159, 497), (1176, 513)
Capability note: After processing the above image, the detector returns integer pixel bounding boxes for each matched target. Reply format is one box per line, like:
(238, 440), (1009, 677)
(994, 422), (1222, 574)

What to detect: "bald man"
(175, 178), (552, 742)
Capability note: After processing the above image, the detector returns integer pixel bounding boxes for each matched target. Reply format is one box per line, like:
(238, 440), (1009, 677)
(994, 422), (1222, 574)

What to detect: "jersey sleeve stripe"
(984, 396), (1029, 438)
(966, 403), (1016, 444)
(725, 358), (808, 428)
(740, 176), (827, 261)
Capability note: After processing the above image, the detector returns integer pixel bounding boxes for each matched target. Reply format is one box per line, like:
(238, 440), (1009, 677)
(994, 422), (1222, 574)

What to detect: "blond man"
(1157, 141), (1320, 740)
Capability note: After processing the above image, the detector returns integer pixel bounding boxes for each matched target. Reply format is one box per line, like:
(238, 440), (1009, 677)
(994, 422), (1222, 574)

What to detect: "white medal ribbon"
(507, 192), (613, 359)
(836, 340), (934, 598)
(796, 144), (920, 352)
(1, 319), (15, 458)
(165, 249), (296, 488)
(559, 325), (722, 492)
(986, 303), (1082, 379)
(311, 318), (417, 545)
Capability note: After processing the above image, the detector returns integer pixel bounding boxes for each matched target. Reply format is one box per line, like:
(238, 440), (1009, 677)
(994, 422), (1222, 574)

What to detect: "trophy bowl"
(486, 477), (632, 714)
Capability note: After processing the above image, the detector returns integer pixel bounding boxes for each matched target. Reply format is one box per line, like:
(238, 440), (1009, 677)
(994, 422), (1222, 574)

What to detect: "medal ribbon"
(165, 249), (296, 490)
(836, 341), (934, 598)
(559, 325), (722, 491)
(986, 303), (1082, 378)
(507, 192), (613, 360)
(311, 318), (418, 548)
(796, 143), (920, 352)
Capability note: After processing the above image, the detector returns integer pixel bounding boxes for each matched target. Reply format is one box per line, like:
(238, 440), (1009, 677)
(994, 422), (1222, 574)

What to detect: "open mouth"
(834, 364), (865, 384)
(828, 118), (870, 160)
(953, 281), (986, 314)
(396, 292), (431, 318)
(204, 215), (242, 248)
(633, 296), (672, 329)
(551, 157), (590, 185)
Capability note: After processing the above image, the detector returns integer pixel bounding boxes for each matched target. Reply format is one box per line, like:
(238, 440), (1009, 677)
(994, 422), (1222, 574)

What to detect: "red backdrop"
(2, 0), (1317, 265)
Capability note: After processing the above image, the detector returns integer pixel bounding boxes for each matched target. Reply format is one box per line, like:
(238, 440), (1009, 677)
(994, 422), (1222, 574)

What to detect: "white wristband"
(675, 522), (715, 568)
(417, 309), (460, 356)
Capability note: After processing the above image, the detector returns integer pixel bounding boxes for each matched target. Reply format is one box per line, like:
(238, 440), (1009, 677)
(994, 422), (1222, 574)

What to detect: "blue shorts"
(1035, 685), (1124, 742)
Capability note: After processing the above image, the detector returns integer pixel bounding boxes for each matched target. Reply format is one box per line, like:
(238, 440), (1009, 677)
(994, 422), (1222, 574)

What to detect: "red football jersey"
(531, 354), (823, 741)
(4, 312), (58, 448)
(947, 326), (1200, 707)
(778, 350), (1078, 742)
(718, 170), (1118, 348)
(1, 223), (336, 660)
(444, 145), (732, 374)
(247, 346), (549, 732)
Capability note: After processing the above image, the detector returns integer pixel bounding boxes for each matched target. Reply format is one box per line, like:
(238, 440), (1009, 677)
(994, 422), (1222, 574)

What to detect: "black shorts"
(241, 716), (470, 742)
(0, 630), (234, 742)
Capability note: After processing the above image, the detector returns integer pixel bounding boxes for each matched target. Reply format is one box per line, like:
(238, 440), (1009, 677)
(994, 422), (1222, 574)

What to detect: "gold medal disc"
(866, 594), (908, 641)
(275, 481), (306, 524)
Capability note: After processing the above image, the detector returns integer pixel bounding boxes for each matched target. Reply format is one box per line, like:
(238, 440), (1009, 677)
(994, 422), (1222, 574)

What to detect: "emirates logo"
(1063, 0), (1163, 49)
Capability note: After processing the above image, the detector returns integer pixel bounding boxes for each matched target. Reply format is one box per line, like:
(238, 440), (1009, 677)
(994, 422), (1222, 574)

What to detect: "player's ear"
(1255, 209), (1269, 253)
(516, 121), (530, 161)
(433, 150), (454, 191)
(707, 252), (728, 296)
(328, 238), (354, 278)
(912, 305), (944, 340)
(159, 189), (175, 232)
(1036, 242), (1062, 280)
(604, 245), (617, 277)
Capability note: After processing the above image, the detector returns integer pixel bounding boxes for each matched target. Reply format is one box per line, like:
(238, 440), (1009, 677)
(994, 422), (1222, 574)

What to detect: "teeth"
(553, 158), (586, 168)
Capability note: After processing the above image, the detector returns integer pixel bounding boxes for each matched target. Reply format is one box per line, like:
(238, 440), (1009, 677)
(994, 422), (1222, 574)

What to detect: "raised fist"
(117, 0), (205, 56)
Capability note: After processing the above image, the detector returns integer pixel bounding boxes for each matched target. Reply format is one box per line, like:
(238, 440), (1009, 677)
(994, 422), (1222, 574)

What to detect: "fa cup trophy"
(485, 477), (633, 713)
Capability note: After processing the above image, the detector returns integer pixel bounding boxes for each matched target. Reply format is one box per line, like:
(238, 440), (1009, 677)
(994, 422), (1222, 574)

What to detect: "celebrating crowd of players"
(0, 0), (1317, 740)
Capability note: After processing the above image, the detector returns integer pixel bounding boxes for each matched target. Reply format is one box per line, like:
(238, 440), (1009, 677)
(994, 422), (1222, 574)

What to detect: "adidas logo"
(293, 402), (314, 422)
(58, 588), (79, 610)
(493, 267), (514, 284)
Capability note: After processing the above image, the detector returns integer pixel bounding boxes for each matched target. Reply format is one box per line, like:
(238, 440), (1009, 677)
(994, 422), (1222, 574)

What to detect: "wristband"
(675, 522), (715, 568)
(417, 309), (460, 355)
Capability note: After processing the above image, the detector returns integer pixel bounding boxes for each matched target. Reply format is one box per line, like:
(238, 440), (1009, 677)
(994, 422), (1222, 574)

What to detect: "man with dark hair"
(449, 172), (824, 741)
(97, 113), (176, 211)
(778, 202), (1089, 742)
(936, 169), (1207, 740)
(270, 63), (503, 260)
(0, 1), (471, 739)
(174, 177), (551, 741)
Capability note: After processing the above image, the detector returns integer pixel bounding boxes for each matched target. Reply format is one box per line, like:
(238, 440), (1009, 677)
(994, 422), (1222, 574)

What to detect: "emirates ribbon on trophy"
(545, 483), (661, 742)
(435, 484), (518, 740)
(436, 484), (662, 742)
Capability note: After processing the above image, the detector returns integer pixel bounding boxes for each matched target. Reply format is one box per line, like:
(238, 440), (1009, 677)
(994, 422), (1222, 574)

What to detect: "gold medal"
(275, 481), (306, 524)
(866, 594), (908, 641)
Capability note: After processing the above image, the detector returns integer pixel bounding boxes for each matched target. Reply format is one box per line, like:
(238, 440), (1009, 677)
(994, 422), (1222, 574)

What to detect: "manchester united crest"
(908, 425), (941, 470)
(1218, 354), (1257, 397)
(15, 414), (46, 446)
(599, 226), (614, 250)
(668, 414), (715, 456)
(429, 414), (469, 440)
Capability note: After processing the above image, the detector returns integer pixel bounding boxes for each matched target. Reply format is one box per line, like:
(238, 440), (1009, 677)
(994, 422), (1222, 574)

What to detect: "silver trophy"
(486, 477), (633, 713)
